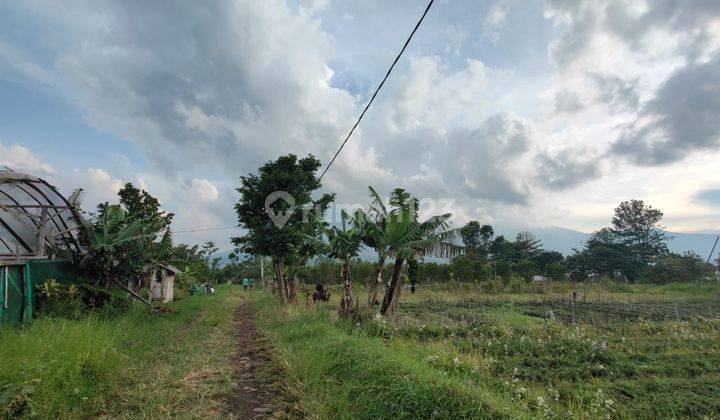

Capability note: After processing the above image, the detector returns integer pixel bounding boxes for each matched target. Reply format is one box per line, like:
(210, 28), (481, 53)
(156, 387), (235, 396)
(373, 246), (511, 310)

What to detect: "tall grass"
(0, 285), (241, 418)
(250, 293), (527, 419)
(250, 283), (720, 419)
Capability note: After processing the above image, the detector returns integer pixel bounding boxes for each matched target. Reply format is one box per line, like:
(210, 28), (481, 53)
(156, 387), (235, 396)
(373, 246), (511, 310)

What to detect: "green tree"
(535, 250), (564, 271)
(78, 204), (154, 305)
(115, 183), (174, 291)
(233, 154), (333, 303)
(460, 221), (481, 257)
(568, 229), (644, 282)
(324, 210), (363, 315)
(460, 221), (494, 259)
(489, 235), (513, 261)
(611, 200), (670, 264)
(354, 187), (415, 309)
(377, 188), (462, 316)
(514, 232), (543, 261)
(647, 252), (716, 284)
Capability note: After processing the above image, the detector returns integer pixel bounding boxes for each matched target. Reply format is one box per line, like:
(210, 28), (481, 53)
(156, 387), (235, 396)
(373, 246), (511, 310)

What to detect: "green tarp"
(0, 260), (75, 324)
(0, 265), (26, 324)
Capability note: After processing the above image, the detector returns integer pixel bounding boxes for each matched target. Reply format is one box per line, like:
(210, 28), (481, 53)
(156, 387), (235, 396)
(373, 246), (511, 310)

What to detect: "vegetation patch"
(250, 283), (720, 419)
(0, 285), (241, 418)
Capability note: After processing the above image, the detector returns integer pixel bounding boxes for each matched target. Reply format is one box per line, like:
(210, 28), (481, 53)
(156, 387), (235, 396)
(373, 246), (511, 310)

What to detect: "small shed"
(149, 264), (181, 303)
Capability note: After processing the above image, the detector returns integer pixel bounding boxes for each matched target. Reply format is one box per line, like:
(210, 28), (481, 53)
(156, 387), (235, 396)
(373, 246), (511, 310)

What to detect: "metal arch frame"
(0, 171), (82, 260)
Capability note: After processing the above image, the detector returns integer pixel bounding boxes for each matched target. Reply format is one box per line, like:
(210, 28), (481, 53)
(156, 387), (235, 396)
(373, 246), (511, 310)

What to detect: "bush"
(34, 279), (132, 320)
(35, 279), (85, 319)
(647, 253), (716, 284)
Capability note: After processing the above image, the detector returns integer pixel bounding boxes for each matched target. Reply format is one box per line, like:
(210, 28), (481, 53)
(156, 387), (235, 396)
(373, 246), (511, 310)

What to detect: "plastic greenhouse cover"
(0, 169), (81, 259)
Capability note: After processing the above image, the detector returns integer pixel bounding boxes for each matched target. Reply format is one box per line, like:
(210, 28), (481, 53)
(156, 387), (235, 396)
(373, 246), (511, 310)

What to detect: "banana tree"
(325, 209), (363, 315)
(79, 204), (154, 305)
(354, 186), (415, 309)
(372, 188), (463, 316)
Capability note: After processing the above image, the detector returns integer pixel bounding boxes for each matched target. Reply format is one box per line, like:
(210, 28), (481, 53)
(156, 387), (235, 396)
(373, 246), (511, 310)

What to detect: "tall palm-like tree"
(326, 209), (363, 315)
(354, 187), (412, 309)
(356, 187), (462, 315)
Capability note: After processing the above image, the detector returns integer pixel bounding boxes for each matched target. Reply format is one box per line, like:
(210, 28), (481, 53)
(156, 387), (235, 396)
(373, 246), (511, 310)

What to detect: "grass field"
(250, 281), (720, 419)
(3, 281), (719, 418)
(0, 284), (241, 418)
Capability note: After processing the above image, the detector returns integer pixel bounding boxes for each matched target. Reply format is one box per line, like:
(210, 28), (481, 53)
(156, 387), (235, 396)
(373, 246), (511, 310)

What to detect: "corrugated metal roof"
(160, 263), (182, 274)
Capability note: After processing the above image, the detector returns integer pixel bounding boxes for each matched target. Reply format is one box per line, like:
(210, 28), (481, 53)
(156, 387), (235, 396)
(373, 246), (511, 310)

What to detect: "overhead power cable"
(175, 1), (435, 234)
(318, 0), (435, 181)
(174, 226), (239, 233)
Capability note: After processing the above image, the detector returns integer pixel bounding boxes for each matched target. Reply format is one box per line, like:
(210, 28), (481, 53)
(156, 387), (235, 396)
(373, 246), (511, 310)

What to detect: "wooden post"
(35, 207), (49, 257)
(260, 258), (265, 284)
(23, 263), (33, 322)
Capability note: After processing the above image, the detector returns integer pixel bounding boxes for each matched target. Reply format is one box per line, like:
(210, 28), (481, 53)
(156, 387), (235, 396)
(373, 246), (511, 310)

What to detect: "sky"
(1, 0), (719, 251)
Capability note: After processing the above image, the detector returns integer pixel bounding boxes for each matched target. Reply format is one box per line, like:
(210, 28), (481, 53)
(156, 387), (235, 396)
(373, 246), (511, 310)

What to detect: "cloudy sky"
(1, 0), (719, 250)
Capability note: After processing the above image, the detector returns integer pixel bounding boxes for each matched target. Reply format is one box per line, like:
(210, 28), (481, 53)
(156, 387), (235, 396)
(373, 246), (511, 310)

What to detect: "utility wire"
(708, 235), (719, 263)
(176, 1), (435, 234)
(318, 0), (435, 181)
(174, 226), (239, 233)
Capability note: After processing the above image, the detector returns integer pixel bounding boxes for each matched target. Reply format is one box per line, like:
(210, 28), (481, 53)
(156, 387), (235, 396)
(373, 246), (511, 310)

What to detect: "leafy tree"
(515, 258), (538, 280)
(568, 229), (644, 281)
(514, 232), (543, 261)
(489, 235), (513, 261)
(565, 250), (591, 282)
(545, 262), (567, 281)
(459, 222), (494, 260)
(118, 183), (173, 231)
(324, 209), (363, 315)
(354, 187), (414, 308)
(647, 252), (716, 284)
(81, 183), (174, 296)
(110, 183), (175, 291)
(611, 200), (670, 264)
(233, 154), (333, 303)
(201, 241), (221, 272)
(171, 243), (219, 283)
(376, 188), (462, 316)
(460, 221), (481, 257)
(78, 204), (154, 305)
(535, 250), (564, 271)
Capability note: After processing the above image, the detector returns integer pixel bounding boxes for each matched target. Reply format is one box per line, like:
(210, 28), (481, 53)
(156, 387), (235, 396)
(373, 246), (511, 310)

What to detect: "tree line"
(232, 154), (718, 318)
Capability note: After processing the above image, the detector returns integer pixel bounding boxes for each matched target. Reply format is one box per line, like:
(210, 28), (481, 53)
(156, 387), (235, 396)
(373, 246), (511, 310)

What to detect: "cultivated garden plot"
(370, 286), (720, 418)
(274, 282), (720, 418)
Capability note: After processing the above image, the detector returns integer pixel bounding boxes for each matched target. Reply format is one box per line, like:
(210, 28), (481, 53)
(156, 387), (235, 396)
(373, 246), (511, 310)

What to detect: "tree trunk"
(339, 260), (355, 316)
(274, 261), (287, 304)
(288, 271), (298, 303)
(368, 256), (386, 309)
(380, 257), (405, 316)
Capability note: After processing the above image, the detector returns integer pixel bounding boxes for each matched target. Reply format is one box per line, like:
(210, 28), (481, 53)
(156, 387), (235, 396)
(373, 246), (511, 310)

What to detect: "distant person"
(242, 277), (250, 291)
(410, 283), (416, 294)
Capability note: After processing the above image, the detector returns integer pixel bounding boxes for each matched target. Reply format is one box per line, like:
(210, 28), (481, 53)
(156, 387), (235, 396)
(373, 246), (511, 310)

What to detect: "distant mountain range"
(218, 227), (720, 263)
(496, 226), (719, 259)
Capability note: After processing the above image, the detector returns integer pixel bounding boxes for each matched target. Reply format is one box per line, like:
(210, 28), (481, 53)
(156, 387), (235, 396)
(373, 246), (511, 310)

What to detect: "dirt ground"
(228, 301), (285, 419)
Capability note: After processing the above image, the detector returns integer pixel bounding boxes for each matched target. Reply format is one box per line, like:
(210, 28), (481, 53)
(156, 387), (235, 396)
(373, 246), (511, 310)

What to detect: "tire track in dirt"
(229, 300), (283, 419)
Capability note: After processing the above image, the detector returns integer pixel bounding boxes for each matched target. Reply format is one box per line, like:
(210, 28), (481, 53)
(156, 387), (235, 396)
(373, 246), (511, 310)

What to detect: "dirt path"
(229, 300), (283, 419)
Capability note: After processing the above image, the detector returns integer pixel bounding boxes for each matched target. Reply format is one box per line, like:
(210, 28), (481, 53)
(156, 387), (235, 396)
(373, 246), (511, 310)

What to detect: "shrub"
(647, 252), (716, 284)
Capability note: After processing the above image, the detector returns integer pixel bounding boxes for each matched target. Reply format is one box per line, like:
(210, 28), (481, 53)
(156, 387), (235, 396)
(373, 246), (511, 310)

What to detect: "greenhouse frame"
(0, 167), (81, 323)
